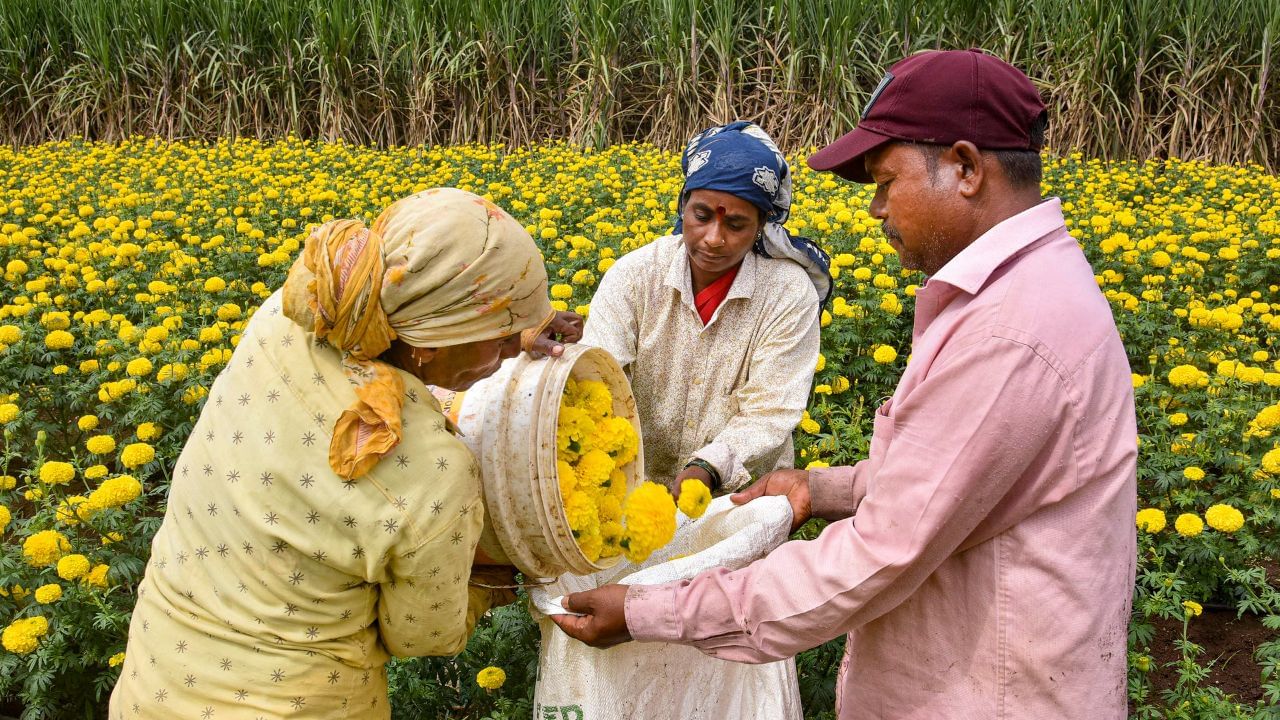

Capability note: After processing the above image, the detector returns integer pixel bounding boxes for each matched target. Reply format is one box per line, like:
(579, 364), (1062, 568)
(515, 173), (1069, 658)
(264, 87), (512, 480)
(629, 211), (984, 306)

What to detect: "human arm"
(557, 336), (1067, 661)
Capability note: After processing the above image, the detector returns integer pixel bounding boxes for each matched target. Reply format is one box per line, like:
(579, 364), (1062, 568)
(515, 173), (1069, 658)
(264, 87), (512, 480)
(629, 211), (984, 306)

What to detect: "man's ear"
(948, 141), (984, 198)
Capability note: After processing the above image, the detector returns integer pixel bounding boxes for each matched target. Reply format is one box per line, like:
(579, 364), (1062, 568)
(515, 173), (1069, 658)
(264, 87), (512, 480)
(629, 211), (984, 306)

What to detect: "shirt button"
(692, 378), (702, 386)
(686, 420), (695, 429)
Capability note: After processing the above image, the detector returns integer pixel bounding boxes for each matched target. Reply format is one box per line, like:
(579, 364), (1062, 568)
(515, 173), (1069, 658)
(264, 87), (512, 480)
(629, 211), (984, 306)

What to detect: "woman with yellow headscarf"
(109, 188), (578, 719)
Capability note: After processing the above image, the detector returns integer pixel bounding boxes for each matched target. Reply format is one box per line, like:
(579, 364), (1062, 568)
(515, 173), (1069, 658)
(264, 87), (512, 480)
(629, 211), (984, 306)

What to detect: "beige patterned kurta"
(109, 290), (497, 719)
(582, 235), (821, 490)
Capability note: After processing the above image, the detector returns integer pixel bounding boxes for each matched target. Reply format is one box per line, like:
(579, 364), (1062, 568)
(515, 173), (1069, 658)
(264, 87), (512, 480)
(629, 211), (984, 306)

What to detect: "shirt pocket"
(867, 397), (895, 480)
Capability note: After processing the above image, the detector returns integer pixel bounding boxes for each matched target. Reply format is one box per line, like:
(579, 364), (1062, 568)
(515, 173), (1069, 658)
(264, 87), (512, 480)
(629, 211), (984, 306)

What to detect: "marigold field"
(0, 137), (1278, 718)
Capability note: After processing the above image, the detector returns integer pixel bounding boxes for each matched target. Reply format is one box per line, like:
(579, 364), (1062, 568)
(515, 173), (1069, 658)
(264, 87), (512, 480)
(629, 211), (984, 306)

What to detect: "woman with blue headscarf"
(533, 122), (821, 719)
(580, 121), (829, 494)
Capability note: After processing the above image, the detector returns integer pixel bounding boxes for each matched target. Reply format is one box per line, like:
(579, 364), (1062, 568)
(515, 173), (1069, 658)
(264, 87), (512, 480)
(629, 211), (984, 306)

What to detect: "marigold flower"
(86, 435), (116, 455)
(1182, 466), (1204, 481)
(86, 475), (143, 511)
(0, 504), (10, 532)
(1135, 508), (1166, 533)
(24, 530), (72, 567)
(38, 461), (76, 486)
(1182, 600), (1203, 617)
(550, 283), (574, 300)
(1174, 513), (1203, 537)
(476, 666), (506, 690)
(0, 403), (18, 424)
(1204, 504), (1244, 533)
(56, 553), (90, 580)
(120, 442), (155, 469)
(677, 479), (711, 519)
(77, 414), (100, 431)
(620, 481), (677, 563)
(1, 616), (49, 654)
(1168, 412), (1188, 426)
(136, 422), (161, 441)
(125, 357), (153, 377)
(84, 564), (111, 588)
(873, 345), (898, 364)
(44, 329), (74, 349)
(108, 651), (126, 668)
(34, 584), (62, 604)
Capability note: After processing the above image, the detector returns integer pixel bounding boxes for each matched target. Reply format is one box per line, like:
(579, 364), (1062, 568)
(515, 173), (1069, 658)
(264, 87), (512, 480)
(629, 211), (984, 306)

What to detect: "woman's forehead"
(686, 188), (757, 216)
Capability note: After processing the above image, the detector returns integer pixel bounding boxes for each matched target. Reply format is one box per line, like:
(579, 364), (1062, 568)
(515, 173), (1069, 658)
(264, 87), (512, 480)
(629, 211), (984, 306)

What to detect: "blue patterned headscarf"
(673, 121), (832, 303)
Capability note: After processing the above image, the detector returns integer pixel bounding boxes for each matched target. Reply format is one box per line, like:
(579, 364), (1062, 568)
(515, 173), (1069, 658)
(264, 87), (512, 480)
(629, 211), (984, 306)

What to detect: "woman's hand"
(526, 311), (584, 358)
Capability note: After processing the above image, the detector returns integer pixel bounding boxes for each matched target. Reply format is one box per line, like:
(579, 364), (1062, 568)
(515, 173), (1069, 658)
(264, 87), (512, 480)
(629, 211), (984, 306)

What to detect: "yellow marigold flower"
(1182, 600), (1203, 618)
(550, 283), (574, 300)
(677, 479), (711, 519)
(0, 403), (18, 424)
(0, 325), (22, 344)
(86, 475), (143, 511)
(873, 345), (898, 364)
(1263, 447), (1280, 475)
(38, 461), (75, 486)
(1168, 412), (1188, 426)
(1182, 466), (1204, 481)
(136, 422), (161, 441)
(108, 651), (126, 668)
(216, 303), (242, 320)
(85, 435), (116, 455)
(564, 491), (599, 535)
(120, 442), (155, 469)
(1, 616), (49, 654)
(84, 564), (110, 588)
(1135, 508), (1166, 533)
(0, 475), (14, 490)
(24, 530), (72, 567)
(0, 504), (10, 533)
(44, 329), (74, 349)
(1167, 364), (1206, 388)
(1204, 504), (1244, 533)
(620, 481), (677, 563)
(34, 584), (62, 604)
(78, 414), (100, 431)
(125, 357), (153, 377)
(575, 450), (614, 491)
(476, 666), (506, 690)
(101, 532), (124, 545)
(815, 353), (826, 372)
(806, 460), (831, 469)
(1174, 513), (1204, 537)
(84, 464), (108, 480)
(203, 276), (227, 292)
(1271, 488), (1280, 500)
(557, 460), (577, 500)
(832, 376), (851, 393)
(56, 553), (90, 580)
(820, 309), (832, 327)
(799, 417), (821, 434)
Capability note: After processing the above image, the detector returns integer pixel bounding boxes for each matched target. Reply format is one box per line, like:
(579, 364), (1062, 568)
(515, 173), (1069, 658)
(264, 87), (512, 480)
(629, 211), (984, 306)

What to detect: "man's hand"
(731, 468), (811, 532)
(527, 311), (585, 359)
(547, 584), (632, 648)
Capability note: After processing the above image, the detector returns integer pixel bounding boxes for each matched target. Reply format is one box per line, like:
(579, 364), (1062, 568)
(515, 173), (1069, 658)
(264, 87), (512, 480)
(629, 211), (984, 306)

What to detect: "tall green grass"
(0, 0), (1275, 167)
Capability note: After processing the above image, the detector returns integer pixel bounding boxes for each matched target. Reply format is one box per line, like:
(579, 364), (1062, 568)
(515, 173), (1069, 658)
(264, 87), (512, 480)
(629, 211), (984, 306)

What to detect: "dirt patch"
(1145, 607), (1276, 705)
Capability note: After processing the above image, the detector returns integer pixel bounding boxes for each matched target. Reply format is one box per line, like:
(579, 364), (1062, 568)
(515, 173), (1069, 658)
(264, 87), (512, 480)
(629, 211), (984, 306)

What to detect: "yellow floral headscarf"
(283, 188), (554, 479)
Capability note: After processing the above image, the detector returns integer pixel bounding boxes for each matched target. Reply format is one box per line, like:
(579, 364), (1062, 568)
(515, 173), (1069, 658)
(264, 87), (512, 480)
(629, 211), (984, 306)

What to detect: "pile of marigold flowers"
(555, 377), (677, 563)
(0, 136), (1276, 712)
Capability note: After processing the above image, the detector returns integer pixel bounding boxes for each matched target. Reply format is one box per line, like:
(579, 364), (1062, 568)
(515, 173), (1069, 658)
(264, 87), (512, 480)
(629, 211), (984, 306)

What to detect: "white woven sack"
(530, 495), (801, 720)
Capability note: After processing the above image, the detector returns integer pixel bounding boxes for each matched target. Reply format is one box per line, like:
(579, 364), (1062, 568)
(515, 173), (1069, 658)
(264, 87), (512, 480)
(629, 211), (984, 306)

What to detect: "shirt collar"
(663, 234), (758, 306)
(927, 197), (1066, 296)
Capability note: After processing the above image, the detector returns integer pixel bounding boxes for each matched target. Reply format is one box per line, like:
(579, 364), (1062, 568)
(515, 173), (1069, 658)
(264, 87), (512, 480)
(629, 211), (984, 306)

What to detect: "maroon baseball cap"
(808, 49), (1046, 183)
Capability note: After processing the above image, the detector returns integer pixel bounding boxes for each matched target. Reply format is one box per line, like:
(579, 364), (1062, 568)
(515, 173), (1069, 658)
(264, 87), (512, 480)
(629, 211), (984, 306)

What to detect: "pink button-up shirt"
(625, 199), (1137, 719)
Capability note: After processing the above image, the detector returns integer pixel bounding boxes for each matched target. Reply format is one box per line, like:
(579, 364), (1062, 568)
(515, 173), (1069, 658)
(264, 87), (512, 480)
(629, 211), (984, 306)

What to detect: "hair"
(914, 111), (1048, 191)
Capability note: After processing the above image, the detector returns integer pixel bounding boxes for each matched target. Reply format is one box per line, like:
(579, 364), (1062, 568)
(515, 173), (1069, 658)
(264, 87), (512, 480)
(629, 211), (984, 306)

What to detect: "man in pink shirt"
(553, 49), (1137, 719)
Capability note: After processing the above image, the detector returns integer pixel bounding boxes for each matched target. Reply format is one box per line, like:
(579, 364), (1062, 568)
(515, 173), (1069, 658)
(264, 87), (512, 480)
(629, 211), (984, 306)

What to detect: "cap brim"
(806, 126), (894, 183)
